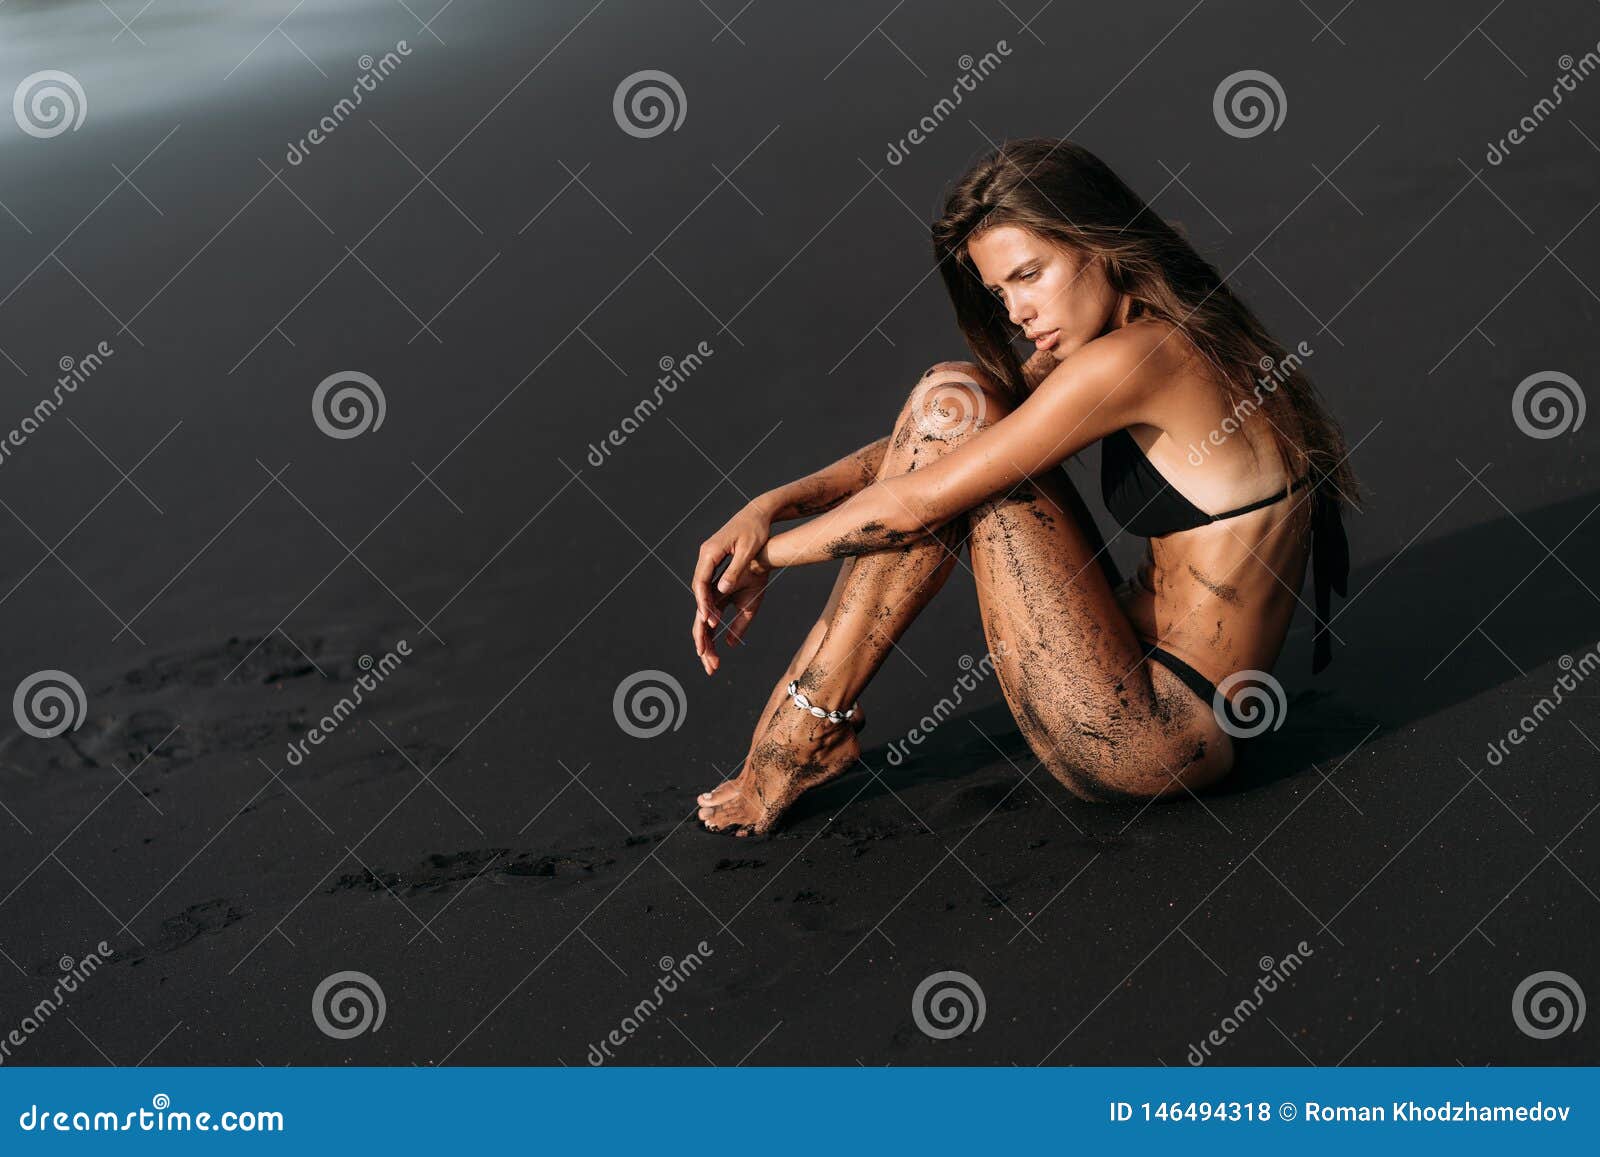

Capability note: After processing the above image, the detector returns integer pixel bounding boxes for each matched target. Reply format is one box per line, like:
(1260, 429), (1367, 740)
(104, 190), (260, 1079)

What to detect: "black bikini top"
(1100, 426), (1350, 673)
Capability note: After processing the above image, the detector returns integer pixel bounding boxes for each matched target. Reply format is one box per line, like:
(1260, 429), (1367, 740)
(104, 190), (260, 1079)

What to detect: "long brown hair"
(932, 137), (1361, 512)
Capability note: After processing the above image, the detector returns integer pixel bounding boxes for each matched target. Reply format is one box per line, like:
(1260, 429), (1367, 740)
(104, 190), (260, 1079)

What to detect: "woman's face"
(967, 224), (1122, 361)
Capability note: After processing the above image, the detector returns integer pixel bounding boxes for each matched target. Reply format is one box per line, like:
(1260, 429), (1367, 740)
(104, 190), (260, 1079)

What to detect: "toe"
(698, 780), (739, 805)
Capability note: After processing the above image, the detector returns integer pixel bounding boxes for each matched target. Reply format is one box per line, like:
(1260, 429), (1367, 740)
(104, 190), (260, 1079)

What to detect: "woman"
(689, 138), (1358, 837)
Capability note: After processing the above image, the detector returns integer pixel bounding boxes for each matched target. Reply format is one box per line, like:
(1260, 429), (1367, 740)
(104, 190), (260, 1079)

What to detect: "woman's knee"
(899, 360), (1013, 449)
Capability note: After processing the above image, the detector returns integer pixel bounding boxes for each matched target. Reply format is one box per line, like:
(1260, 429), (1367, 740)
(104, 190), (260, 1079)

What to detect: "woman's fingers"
(718, 542), (752, 594)
(725, 584), (763, 646)
(725, 604), (755, 646)
(695, 604), (718, 672)
(692, 540), (728, 629)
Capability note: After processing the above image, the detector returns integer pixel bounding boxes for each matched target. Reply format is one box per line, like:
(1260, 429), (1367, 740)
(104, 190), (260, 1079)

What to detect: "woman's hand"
(692, 501), (775, 674)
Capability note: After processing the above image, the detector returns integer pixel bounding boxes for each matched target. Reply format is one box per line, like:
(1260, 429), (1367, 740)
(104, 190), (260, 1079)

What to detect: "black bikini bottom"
(1137, 636), (1216, 706)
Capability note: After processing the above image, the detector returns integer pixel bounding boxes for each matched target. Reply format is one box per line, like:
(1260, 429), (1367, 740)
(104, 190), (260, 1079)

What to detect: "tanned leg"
(695, 363), (981, 835)
(695, 356), (1236, 836)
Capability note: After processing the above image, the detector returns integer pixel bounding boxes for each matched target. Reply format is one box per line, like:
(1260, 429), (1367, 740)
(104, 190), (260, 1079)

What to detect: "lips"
(1029, 329), (1060, 350)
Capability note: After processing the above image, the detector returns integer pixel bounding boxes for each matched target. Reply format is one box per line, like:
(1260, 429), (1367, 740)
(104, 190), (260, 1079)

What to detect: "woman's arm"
(752, 329), (1170, 571)
(750, 434), (890, 521)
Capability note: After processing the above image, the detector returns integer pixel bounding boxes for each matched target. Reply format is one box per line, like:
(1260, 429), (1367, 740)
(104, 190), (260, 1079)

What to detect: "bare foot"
(697, 707), (861, 837)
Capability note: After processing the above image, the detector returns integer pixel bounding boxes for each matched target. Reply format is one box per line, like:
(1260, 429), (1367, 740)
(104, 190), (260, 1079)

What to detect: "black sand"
(0, 0), (1596, 1065)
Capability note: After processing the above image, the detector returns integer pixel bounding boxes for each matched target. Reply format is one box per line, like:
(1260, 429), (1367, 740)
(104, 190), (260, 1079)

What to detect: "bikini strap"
(1202, 472), (1311, 523)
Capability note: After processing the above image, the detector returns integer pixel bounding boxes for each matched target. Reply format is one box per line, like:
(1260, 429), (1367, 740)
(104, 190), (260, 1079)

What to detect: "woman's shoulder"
(1073, 317), (1196, 381)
